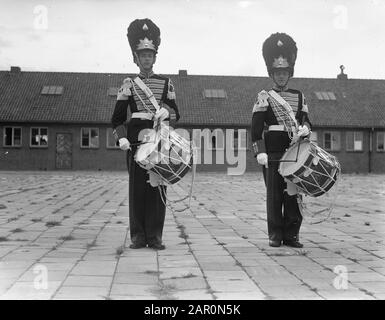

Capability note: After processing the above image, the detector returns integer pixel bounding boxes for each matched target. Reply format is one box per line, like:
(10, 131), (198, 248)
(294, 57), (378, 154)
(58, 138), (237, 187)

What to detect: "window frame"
(323, 131), (341, 151)
(106, 128), (120, 149)
(314, 91), (336, 101)
(107, 87), (119, 97)
(3, 126), (22, 147)
(203, 89), (227, 99)
(237, 129), (248, 151)
(41, 86), (64, 95)
(377, 131), (385, 152)
(30, 127), (48, 148)
(346, 131), (363, 152)
(80, 127), (100, 149)
(228, 129), (247, 151)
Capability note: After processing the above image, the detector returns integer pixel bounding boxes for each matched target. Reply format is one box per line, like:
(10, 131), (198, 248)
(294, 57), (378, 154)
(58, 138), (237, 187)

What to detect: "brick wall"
(0, 123), (127, 171)
(0, 124), (384, 173)
(245, 128), (385, 174)
(314, 128), (385, 174)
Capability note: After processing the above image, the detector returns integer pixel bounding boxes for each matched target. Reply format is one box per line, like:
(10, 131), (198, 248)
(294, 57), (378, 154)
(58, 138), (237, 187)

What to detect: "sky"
(1, 0), (385, 79)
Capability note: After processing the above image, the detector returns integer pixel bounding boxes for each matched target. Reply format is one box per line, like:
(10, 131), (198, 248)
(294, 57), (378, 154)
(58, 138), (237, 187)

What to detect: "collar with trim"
(138, 70), (154, 79)
(272, 85), (289, 92)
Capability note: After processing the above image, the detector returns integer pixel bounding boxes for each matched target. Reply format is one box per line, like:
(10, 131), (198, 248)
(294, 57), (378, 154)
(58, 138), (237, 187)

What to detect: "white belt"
(268, 125), (294, 132)
(131, 112), (153, 120)
(269, 125), (285, 131)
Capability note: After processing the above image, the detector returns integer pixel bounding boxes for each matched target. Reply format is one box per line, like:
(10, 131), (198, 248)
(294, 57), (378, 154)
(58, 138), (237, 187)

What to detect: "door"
(56, 133), (72, 169)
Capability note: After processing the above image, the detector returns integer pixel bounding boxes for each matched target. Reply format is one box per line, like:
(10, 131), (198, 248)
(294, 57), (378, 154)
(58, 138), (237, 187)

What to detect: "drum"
(279, 139), (340, 197)
(134, 124), (193, 185)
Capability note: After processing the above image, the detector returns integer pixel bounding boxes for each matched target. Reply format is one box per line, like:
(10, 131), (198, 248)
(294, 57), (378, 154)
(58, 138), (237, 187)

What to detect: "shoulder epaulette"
(252, 90), (269, 113)
(167, 78), (176, 100)
(117, 77), (133, 100)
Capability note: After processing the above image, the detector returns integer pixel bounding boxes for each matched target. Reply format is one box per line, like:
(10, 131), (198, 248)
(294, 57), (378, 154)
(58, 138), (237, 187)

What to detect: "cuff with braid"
(252, 140), (266, 157)
(112, 125), (127, 142)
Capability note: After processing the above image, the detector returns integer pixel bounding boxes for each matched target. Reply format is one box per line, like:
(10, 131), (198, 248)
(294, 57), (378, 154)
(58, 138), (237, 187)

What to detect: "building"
(0, 66), (384, 173)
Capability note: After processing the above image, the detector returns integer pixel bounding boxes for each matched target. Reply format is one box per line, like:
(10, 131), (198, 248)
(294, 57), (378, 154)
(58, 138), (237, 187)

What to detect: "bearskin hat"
(262, 33), (297, 77)
(127, 18), (161, 58)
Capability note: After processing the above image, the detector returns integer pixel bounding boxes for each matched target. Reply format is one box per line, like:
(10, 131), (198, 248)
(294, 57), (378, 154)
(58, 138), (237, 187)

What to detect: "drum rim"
(135, 139), (160, 162)
(279, 140), (311, 176)
(149, 152), (193, 184)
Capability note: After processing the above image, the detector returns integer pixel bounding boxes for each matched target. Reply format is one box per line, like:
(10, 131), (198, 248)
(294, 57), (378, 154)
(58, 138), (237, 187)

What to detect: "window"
(203, 89), (227, 99)
(239, 129), (247, 150)
(41, 86), (64, 95)
(310, 131), (318, 144)
(323, 131), (340, 151)
(314, 91), (336, 100)
(377, 132), (385, 152)
(106, 128), (119, 149)
(30, 127), (48, 147)
(107, 87), (119, 97)
(3, 127), (21, 147)
(346, 131), (363, 151)
(81, 128), (99, 148)
(209, 129), (224, 150)
(230, 129), (247, 150)
(315, 92), (323, 100)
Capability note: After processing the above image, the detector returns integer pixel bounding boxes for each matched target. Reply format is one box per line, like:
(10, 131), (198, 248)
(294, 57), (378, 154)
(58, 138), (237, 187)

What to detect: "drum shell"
(135, 125), (193, 185)
(279, 140), (340, 197)
(148, 154), (193, 185)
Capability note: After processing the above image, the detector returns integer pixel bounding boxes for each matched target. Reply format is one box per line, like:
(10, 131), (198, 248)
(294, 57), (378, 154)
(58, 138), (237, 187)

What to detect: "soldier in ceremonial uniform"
(111, 18), (180, 250)
(251, 33), (312, 248)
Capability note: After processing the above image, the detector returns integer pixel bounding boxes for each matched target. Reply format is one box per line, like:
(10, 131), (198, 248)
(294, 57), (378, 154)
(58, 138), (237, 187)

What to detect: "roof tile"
(0, 71), (384, 128)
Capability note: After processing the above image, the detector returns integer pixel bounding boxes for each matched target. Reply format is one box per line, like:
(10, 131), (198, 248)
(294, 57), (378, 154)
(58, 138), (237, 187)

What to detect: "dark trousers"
(262, 152), (302, 242)
(127, 122), (167, 246)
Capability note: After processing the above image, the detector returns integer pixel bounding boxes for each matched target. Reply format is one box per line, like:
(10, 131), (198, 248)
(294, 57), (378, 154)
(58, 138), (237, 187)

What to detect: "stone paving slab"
(0, 171), (384, 300)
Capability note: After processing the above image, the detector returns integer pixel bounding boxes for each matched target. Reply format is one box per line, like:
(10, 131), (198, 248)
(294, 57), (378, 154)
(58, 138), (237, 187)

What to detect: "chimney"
(337, 65), (348, 80)
(10, 66), (21, 73)
(178, 69), (188, 77)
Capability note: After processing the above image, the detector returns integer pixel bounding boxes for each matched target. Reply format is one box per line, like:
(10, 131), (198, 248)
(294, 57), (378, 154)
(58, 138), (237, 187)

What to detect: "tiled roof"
(1, 70), (385, 128)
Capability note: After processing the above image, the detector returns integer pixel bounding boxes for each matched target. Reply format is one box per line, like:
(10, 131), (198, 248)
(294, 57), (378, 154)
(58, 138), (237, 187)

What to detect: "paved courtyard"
(0, 171), (384, 300)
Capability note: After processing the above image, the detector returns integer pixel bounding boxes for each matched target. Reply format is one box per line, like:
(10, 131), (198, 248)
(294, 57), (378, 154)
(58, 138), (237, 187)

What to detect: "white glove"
(154, 108), (169, 122)
(118, 138), (131, 151)
(256, 153), (268, 166)
(147, 171), (163, 187)
(297, 125), (310, 137)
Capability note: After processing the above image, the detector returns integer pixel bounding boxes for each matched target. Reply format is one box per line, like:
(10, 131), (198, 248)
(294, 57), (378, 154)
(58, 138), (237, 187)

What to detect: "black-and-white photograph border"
(0, 0), (384, 305)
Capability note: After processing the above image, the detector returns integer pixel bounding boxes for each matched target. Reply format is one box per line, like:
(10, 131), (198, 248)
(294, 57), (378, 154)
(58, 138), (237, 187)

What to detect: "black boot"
(269, 240), (281, 247)
(129, 242), (146, 249)
(283, 240), (303, 248)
